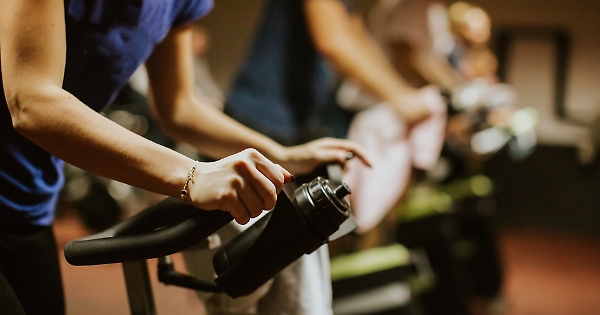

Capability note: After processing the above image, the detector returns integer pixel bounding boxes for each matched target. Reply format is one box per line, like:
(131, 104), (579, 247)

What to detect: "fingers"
(234, 158), (278, 211)
(192, 149), (292, 225)
(236, 177), (265, 219)
(401, 106), (431, 125)
(228, 206), (251, 225)
(278, 164), (295, 184)
(392, 92), (433, 125)
(313, 138), (373, 168)
(243, 148), (290, 193)
(341, 143), (372, 167)
(221, 166), (272, 225)
(207, 172), (252, 224)
(412, 100), (433, 122)
(414, 107), (433, 123)
(228, 149), (291, 224)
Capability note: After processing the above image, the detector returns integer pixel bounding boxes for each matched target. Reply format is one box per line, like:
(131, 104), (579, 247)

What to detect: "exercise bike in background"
(327, 78), (538, 315)
(395, 79), (538, 315)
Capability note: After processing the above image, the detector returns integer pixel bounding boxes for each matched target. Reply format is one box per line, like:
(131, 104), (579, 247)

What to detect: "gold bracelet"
(180, 161), (199, 202)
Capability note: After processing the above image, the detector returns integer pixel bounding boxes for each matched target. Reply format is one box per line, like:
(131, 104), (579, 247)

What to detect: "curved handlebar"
(64, 198), (233, 266)
(64, 164), (346, 267)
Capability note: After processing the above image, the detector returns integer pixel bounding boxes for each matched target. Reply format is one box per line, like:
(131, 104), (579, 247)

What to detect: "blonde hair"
(448, 2), (491, 46)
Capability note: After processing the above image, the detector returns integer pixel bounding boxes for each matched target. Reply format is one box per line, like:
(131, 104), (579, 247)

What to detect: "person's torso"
(225, 0), (344, 143)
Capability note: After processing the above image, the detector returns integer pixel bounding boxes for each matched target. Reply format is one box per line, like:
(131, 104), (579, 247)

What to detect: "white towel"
(343, 86), (446, 233)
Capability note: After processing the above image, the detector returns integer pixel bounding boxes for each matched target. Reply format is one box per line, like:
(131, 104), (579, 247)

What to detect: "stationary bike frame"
(65, 164), (350, 315)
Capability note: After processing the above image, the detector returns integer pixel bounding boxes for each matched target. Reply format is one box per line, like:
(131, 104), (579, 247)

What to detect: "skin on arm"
(369, 0), (463, 90)
(416, 50), (465, 89)
(389, 40), (464, 90)
(0, 0), (290, 224)
(144, 24), (371, 175)
(304, 0), (431, 124)
(388, 41), (431, 88)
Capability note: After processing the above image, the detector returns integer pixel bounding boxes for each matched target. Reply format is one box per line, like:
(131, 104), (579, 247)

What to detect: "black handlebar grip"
(64, 199), (233, 266)
(100, 198), (198, 237)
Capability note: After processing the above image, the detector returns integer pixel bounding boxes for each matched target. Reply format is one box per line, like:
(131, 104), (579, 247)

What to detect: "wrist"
(389, 87), (417, 104)
(180, 160), (199, 203)
(262, 142), (289, 165)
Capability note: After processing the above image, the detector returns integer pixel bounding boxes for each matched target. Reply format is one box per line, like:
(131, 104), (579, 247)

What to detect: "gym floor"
(54, 209), (600, 315)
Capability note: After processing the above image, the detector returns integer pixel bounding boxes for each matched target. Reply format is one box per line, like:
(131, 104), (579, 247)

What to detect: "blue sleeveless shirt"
(0, 0), (213, 226)
(224, 0), (341, 144)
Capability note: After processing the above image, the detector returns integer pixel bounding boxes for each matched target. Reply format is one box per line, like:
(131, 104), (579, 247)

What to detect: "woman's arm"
(144, 24), (370, 175)
(1, 0), (190, 194)
(304, 0), (431, 123)
(0, 0), (288, 224)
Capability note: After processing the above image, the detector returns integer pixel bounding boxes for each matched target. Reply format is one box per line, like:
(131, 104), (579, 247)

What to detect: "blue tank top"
(224, 0), (342, 143)
(0, 0), (213, 226)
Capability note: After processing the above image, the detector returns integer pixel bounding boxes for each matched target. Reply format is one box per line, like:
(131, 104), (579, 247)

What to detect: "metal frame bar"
(122, 260), (156, 315)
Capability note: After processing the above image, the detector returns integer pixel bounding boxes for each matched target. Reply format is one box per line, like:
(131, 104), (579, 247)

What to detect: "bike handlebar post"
(123, 260), (157, 315)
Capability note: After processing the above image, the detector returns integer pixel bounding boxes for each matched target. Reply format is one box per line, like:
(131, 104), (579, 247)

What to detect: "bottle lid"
(294, 177), (350, 240)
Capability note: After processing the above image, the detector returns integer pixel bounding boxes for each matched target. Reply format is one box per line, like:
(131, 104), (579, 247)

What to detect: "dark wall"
(484, 146), (600, 237)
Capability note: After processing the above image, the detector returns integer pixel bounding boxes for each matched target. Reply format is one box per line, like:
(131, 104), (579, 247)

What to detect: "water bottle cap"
(294, 177), (350, 240)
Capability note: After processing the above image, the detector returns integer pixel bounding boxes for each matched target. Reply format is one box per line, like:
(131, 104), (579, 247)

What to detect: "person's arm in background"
(385, 36), (464, 90)
(413, 50), (464, 90)
(0, 0), (291, 224)
(417, 2), (468, 89)
(304, 0), (431, 123)
(144, 24), (371, 176)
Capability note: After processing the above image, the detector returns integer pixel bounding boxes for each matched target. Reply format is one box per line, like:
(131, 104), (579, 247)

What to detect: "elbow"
(5, 86), (61, 136)
(5, 92), (34, 135)
(150, 98), (193, 139)
(154, 116), (180, 140)
(151, 109), (178, 138)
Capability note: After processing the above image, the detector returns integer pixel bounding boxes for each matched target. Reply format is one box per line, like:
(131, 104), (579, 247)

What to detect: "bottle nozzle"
(333, 183), (351, 199)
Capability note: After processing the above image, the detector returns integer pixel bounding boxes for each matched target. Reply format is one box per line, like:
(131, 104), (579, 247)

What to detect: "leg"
(0, 225), (65, 315)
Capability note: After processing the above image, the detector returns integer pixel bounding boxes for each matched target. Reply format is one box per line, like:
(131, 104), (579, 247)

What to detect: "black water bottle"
(212, 176), (351, 297)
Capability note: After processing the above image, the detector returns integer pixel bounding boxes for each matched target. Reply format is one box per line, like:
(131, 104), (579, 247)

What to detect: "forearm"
(330, 37), (413, 102)
(306, 1), (413, 104)
(144, 24), (287, 164)
(414, 52), (464, 90)
(151, 95), (286, 162)
(142, 20), (371, 179)
(10, 86), (194, 199)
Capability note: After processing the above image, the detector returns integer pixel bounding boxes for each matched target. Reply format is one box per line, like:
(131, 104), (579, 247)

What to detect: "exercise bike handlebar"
(64, 163), (354, 298)
(64, 197), (233, 266)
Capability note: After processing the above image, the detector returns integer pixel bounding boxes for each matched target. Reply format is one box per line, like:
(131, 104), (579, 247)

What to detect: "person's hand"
(273, 137), (372, 175)
(188, 148), (293, 224)
(390, 88), (432, 125)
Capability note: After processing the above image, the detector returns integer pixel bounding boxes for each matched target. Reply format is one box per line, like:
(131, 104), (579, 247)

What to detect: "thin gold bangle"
(180, 161), (199, 202)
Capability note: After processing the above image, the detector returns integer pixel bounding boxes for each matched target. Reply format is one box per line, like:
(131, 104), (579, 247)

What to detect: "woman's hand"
(188, 149), (293, 224)
(273, 138), (372, 175)
(390, 88), (433, 125)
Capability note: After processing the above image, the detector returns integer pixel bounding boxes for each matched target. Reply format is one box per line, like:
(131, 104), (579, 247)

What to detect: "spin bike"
(64, 165), (353, 315)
